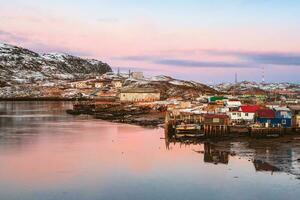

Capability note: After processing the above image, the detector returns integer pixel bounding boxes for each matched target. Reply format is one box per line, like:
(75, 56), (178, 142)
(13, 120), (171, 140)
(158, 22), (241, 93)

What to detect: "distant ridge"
(0, 42), (112, 86)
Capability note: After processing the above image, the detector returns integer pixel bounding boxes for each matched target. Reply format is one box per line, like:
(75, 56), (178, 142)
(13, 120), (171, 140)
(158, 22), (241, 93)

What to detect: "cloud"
(204, 49), (300, 66)
(117, 55), (254, 68)
(0, 30), (28, 42)
(154, 59), (253, 68)
(117, 49), (300, 69)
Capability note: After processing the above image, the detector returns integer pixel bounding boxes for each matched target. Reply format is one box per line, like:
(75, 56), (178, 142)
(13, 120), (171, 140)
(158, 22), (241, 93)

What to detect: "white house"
(225, 100), (241, 108)
(227, 105), (260, 122)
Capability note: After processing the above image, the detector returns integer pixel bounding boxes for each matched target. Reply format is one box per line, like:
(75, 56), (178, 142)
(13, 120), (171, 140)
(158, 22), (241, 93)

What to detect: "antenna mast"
(262, 66), (265, 84)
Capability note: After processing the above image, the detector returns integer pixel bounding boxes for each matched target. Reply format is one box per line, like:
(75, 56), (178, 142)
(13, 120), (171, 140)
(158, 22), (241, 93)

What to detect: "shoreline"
(66, 109), (165, 128)
(0, 97), (91, 101)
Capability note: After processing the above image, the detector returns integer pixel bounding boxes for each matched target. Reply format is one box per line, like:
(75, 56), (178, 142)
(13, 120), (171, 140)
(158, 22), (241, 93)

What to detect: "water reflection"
(165, 134), (300, 178)
(0, 101), (300, 200)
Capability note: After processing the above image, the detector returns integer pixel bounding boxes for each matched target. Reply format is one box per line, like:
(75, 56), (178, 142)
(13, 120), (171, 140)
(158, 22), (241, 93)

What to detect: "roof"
(240, 105), (261, 113)
(273, 107), (291, 112)
(120, 88), (160, 93)
(256, 109), (275, 118)
(210, 96), (227, 102)
(288, 105), (300, 111)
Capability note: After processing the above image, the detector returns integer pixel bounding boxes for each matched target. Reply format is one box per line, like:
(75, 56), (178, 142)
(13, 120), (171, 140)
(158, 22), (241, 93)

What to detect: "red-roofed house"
(256, 109), (276, 118)
(240, 105), (261, 113)
(227, 105), (261, 123)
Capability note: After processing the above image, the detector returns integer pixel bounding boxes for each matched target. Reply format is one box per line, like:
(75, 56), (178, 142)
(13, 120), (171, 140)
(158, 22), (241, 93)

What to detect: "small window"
(282, 119), (286, 125)
(213, 118), (220, 123)
(232, 113), (236, 115)
(245, 113), (249, 116)
(238, 113), (241, 117)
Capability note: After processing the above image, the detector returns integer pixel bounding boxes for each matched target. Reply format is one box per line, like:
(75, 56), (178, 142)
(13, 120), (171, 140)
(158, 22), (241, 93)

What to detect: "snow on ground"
(0, 43), (7, 48)
(42, 53), (68, 62)
(150, 75), (172, 82)
(169, 80), (186, 86)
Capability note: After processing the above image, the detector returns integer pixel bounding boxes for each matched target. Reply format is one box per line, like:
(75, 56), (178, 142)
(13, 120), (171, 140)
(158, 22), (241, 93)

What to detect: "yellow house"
(112, 80), (123, 88)
(120, 88), (160, 102)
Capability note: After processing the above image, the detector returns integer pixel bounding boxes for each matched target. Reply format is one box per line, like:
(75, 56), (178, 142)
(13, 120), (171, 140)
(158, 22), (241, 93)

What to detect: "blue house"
(257, 118), (292, 128)
(273, 107), (292, 119)
(256, 108), (292, 128)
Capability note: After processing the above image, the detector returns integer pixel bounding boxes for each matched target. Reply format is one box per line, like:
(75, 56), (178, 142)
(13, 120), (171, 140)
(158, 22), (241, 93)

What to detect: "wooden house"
(120, 88), (160, 102)
(288, 105), (300, 129)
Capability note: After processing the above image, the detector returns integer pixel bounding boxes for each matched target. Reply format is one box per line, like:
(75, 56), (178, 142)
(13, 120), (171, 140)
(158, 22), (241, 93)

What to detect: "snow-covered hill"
(0, 43), (112, 86)
(213, 81), (300, 95)
(122, 75), (217, 99)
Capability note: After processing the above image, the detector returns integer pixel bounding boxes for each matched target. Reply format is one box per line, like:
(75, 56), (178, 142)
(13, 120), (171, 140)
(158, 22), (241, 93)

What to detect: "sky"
(0, 0), (300, 84)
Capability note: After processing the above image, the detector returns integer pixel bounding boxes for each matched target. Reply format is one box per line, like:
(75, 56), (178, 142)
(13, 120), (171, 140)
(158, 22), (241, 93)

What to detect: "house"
(94, 79), (112, 89)
(256, 109), (276, 127)
(273, 107), (292, 119)
(227, 105), (260, 123)
(225, 99), (241, 108)
(288, 105), (300, 129)
(209, 96), (227, 103)
(256, 108), (292, 128)
(71, 81), (91, 89)
(131, 72), (144, 79)
(201, 114), (230, 125)
(203, 102), (224, 113)
(120, 88), (160, 102)
(112, 79), (123, 88)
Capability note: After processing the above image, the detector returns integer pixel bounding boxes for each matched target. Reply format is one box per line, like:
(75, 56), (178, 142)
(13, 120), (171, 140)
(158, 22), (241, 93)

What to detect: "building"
(130, 72), (144, 79)
(120, 88), (160, 102)
(112, 79), (123, 88)
(225, 99), (241, 108)
(273, 107), (292, 119)
(209, 96), (227, 103)
(202, 114), (230, 125)
(227, 105), (260, 123)
(288, 105), (300, 129)
(94, 79), (112, 89)
(256, 108), (292, 128)
(71, 81), (91, 89)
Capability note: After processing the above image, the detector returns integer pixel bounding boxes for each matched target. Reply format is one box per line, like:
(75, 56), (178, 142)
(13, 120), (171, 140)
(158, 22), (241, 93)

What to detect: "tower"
(117, 67), (120, 76)
(235, 72), (238, 84)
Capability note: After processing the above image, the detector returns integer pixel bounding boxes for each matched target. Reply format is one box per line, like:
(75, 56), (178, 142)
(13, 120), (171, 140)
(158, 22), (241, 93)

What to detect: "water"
(0, 101), (299, 200)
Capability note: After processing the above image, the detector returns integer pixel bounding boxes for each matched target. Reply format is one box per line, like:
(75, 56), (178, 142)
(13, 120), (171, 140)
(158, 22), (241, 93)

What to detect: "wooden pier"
(165, 111), (294, 139)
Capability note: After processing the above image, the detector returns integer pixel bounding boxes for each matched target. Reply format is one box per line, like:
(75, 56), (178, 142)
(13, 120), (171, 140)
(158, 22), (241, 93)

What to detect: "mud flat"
(66, 103), (166, 127)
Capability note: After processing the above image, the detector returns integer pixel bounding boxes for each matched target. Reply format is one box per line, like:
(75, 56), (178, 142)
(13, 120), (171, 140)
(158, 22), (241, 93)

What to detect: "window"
(213, 118), (220, 123)
(245, 113), (249, 117)
(232, 113), (236, 115)
(282, 119), (286, 125)
(237, 113), (241, 117)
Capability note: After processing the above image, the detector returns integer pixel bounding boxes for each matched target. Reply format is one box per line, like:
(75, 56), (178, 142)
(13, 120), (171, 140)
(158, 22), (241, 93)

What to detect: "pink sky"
(1, 1), (300, 83)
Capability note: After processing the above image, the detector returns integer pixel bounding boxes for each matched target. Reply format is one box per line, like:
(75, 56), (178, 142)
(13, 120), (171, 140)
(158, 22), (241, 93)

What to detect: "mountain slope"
(0, 43), (112, 85)
(123, 75), (218, 99)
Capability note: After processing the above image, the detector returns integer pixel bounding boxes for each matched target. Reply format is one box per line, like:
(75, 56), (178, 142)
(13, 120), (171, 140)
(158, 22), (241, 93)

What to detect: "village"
(66, 70), (300, 139)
